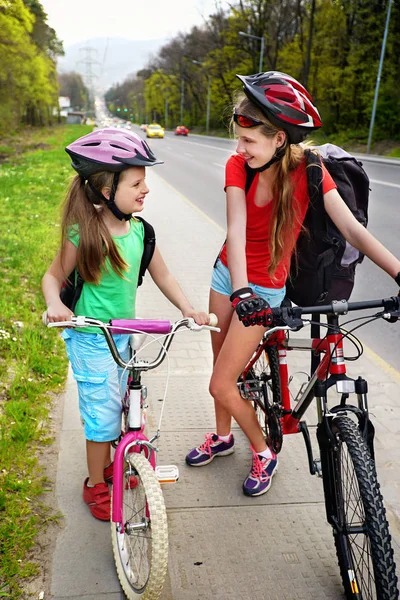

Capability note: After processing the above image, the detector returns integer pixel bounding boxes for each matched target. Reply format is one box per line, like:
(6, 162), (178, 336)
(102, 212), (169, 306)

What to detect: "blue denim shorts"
(211, 260), (286, 308)
(61, 329), (130, 442)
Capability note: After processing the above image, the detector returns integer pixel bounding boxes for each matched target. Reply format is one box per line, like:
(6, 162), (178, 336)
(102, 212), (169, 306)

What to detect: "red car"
(175, 125), (189, 136)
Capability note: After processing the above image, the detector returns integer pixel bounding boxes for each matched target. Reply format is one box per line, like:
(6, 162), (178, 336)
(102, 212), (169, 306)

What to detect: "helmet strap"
(87, 173), (132, 221)
(254, 145), (286, 173)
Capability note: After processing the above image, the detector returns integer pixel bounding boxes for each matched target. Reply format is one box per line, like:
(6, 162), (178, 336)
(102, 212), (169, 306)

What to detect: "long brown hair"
(60, 172), (128, 283)
(233, 94), (308, 278)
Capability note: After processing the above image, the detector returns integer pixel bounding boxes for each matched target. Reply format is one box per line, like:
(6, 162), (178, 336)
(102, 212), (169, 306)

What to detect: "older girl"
(186, 72), (400, 497)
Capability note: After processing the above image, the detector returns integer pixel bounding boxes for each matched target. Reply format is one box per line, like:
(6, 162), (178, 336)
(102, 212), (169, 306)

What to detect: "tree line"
(105, 0), (400, 141)
(0, 0), (89, 136)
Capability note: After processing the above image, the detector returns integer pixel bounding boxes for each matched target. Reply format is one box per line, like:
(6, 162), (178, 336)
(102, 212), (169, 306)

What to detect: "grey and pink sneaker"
(186, 433), (235, 466)
(243, 447), (278, 496)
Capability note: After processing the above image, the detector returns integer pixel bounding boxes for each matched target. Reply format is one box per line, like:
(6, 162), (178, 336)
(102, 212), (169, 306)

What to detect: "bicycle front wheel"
(251, 344), (283, 453)
(111, 453), (168, 600)
(327, 416), (398, 600)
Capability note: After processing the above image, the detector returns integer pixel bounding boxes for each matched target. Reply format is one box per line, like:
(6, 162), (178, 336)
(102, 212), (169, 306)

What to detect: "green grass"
(0, 124), (91, 597)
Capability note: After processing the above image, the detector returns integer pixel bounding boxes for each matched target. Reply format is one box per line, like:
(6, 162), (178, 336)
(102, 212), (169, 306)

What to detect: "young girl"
(186, 71), (400, 497)
(42, 128), (209, 520)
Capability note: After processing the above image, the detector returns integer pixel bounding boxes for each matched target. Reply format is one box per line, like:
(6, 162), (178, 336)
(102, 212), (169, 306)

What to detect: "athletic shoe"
(185, 432), (235, 466)
(103, 462), (114, 483)
(82, 478), (111, 521)
(242, 448), (278, 497)
(103, 461), (138, 489)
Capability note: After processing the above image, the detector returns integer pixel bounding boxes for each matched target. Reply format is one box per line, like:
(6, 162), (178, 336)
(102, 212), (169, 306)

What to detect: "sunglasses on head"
(233, 112), (264, 128)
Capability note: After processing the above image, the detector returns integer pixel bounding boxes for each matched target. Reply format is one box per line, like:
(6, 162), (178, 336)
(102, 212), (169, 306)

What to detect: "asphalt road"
(139, 127), (400, 371)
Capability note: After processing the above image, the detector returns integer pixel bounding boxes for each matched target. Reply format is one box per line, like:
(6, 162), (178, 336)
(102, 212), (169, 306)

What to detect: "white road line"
(213, 163), (225, 168)
(184, 152), (193, 157)
(183, 140), (234, 152)
(370, 179), (400, 189)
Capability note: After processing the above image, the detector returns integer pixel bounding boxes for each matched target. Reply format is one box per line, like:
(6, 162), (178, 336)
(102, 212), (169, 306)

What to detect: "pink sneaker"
(186, 433), (235, 466)
(243, 448), (278, 497)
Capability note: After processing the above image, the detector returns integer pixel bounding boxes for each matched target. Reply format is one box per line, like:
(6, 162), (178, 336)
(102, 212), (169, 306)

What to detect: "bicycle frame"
(246, 311), (370, 436)
(47, 314), (219, 532)
(107, 321), (187, 528)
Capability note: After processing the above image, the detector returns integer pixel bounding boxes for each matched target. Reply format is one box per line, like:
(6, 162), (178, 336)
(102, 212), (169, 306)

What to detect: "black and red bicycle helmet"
(236, 71), (322, 143)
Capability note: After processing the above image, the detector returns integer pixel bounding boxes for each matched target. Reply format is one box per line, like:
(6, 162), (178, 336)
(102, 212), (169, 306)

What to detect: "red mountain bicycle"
(238, 295), (400, 600)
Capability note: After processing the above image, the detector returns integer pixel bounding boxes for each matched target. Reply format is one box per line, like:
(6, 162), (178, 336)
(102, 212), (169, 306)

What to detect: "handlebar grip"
(110, 319), (172, 334)
(208, 313), (218, 327)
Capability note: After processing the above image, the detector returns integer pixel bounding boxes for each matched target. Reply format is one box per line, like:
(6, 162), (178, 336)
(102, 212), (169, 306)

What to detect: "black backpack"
(60, 216), (156, 312)
(245, 144), (369, 306)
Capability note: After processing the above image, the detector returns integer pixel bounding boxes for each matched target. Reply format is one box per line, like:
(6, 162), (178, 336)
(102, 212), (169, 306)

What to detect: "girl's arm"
(323, 188), (400, 280)
(148, 246), (209, 325)
(42, 240), (78, 322)
(225, 186), (248, 290)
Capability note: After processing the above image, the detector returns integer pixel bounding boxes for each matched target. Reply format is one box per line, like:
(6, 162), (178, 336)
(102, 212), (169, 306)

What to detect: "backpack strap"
(135, 216), (156, 287)
(71, 271), (84, 312)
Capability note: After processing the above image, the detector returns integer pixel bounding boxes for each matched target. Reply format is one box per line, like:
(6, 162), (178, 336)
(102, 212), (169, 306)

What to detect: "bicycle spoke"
(111, 454), (168, 599)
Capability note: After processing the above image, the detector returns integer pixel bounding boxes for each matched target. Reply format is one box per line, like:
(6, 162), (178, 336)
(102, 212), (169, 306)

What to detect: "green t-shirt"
(68, 220), (145, 333)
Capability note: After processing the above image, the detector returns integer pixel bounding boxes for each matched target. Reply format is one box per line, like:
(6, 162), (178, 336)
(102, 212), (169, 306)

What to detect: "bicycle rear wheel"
(326, 416), (398, 600)
(111, 453), (168, 600)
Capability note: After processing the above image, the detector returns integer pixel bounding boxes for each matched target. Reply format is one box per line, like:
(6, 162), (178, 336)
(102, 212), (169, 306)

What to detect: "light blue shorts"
(61, 329), (130, 442)
(211, 260), (286, 308)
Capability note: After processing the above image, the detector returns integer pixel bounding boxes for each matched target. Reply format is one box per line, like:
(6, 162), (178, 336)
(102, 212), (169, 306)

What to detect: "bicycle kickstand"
(298, 421), (322, 477)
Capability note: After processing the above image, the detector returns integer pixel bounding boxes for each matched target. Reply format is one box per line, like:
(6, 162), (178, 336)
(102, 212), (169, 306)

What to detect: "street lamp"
(180, 77), (184, 125)
(238, 31), (265, 73)
(192, 60), (211, 134)
(367, 0), (393, 153)
(165, 93), (169, 130)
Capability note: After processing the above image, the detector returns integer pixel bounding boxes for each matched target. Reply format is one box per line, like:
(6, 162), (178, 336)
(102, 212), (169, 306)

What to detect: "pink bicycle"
(48, 314), (218, 600)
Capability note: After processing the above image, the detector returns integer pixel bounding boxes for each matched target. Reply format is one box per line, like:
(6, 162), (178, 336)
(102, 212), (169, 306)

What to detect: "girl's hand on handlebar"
(44, 300), (74, 324)
(181, 308), (211, 326)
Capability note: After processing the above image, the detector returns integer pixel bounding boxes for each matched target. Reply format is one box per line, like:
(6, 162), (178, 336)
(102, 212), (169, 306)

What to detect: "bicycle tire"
(252, 344), (283, 453)
(111, 453), (168, 600)
(326, 416), (398, 600)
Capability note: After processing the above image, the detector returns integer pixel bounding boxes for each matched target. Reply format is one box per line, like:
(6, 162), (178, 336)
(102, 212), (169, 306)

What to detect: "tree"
(0, 0), (63, 132)
(58, 72), (88, 111)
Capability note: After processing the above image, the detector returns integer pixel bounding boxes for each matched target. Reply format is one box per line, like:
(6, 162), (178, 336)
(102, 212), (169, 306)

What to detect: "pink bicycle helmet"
(236, 71), (322, 143)
(65, 128), (163, 178)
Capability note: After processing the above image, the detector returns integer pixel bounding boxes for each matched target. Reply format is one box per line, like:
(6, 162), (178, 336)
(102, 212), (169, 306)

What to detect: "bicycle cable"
(112, 324), (203, 438)
(319, 314), (384, 388)
(305, 319), (364, 361)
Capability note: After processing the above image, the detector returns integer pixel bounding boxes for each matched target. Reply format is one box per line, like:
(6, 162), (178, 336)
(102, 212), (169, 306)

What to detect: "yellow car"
(146, 123), (165, 138)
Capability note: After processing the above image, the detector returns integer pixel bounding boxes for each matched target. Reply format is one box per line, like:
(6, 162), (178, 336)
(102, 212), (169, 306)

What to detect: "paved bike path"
(49, 169), (400, 599)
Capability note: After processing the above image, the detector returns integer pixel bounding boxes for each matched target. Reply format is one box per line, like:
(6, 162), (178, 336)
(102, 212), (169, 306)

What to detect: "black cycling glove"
(230, 287), (273, 327)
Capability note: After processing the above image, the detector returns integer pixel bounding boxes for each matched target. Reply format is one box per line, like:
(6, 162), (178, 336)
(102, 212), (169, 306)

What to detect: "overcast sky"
(40, 0), (232, 46)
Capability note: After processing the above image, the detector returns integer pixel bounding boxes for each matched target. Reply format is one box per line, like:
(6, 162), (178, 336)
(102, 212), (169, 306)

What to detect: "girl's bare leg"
(86, 440), (111, 485)
(209, 310), (268, 453)
(209, 289), (236, 436)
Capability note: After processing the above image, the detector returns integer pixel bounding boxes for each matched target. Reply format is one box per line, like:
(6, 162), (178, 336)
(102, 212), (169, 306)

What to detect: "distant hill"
(57, 37), (167, 92)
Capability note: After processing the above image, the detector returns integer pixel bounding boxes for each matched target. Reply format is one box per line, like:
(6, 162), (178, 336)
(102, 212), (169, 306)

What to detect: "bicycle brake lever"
(277, 307), (304, 331)
(382, 310), (400, 323)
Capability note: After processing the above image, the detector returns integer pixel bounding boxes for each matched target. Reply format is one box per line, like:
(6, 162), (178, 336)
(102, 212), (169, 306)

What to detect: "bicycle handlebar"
(45, 314), (219, 371)
(270, 295), (400, 327)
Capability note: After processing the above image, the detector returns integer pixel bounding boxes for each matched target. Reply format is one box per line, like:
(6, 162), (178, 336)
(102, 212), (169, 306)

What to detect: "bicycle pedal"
(155, 464), (179, 484)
